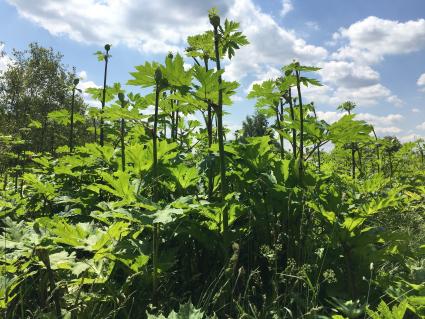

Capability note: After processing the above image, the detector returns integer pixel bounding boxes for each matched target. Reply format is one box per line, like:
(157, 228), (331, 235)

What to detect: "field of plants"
(1, 8), (425, 319)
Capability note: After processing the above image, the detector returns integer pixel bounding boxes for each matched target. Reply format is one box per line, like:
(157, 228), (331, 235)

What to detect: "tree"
(0, 43), (88, 154)
(240, 111), (271, 140)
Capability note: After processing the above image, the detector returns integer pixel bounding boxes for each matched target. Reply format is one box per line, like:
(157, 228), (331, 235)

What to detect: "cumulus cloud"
(319, 60), (379, 89)
(316, 111), (343, 124)
(331, 82), (401, 107)
(7, 0), (327, 86)
(224, 0), (327, 82)
(323, 16), (425, 109)
(387, 95), (403, 107)
(298, 55), (403, 108)
(302, 84), (333, 105)
(312, 58), (405, 107)
(6, 0), (231, 53)
(332, 16), (425, 63)
(412, 108), (421, 113)
(280, 0), (293, 17)
(356, 113), (403, 126)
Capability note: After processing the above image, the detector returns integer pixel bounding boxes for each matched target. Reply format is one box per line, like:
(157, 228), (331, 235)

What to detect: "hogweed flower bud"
(118, 92), (125, 103)
(154, 67), (163, 84)
(208, 9), (220, 28)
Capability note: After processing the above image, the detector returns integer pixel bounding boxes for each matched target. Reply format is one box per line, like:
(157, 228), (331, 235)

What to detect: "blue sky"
(1, 0), (425, 141)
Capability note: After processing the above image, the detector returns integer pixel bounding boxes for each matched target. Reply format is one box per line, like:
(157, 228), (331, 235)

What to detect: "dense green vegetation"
(1, 9), (424, 319)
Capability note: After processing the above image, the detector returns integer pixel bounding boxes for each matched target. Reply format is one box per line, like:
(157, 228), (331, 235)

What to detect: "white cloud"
(224, 0), (327, 82)
(412, 108), (421, 113)
(316, 111), (342, 124)
(400, 133), (423, 143)
(417, 73), (425, 92)
(304, 60), (402, 107)
(418, 73), (425, 86)
(319, 60), (379, 89)
(7, 0), (231, 53)
(280, 0), (293, 17)
(7, 0), (327, 85)
(356, 113), (403, 126)
(332, 16), (425, 63)
(330, 84), (393, 106)
(312, 17), (419, 107)
(78, 70), (88, 80)
(387, 95), (403, 107)
(417, 121), (425, 130)
(77, 70), (101, 108)
(303, 84), (334, 105)
(374, 126), (402, 134)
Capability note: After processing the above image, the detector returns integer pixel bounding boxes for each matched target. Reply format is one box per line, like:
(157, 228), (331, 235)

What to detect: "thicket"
(1, 8), (424, 319)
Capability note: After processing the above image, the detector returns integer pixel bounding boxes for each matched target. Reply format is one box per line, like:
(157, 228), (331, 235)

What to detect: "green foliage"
(367, 300), (407, 319)
(0, 42), (90, 153)
(147, 302), (206, 319)
(329, 115), (373, 145)
(128, 61), (161, 88)
(240, 111), (271, 139)
(220, 19), (249, 59)
(1, 8), (424, 319)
